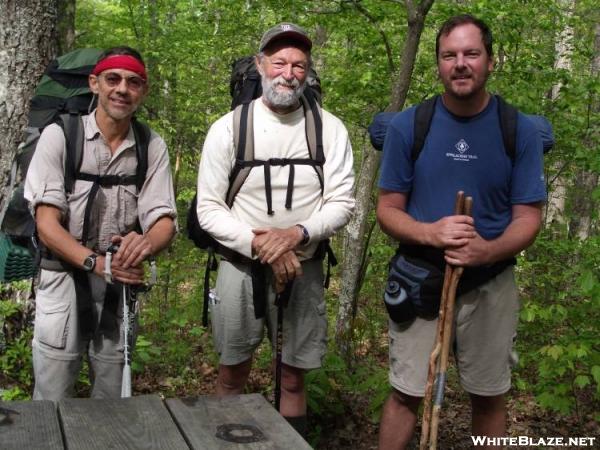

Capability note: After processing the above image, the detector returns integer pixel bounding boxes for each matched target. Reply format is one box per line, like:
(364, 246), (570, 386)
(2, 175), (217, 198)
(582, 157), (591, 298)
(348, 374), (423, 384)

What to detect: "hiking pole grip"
(419, 191), (465, 450)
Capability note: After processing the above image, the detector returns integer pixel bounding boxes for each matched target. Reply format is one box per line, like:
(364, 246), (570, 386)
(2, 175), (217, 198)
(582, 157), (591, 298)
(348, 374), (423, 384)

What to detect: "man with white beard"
(196, 23), (355, 435)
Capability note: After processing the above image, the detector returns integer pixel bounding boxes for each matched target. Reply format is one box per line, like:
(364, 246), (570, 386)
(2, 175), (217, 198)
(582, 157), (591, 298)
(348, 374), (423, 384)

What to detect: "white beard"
(261, 74), (306, 108)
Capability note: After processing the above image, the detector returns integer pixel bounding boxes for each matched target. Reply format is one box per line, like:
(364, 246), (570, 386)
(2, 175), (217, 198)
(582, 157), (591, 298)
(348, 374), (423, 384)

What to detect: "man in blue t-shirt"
(377, 14), (546, 448)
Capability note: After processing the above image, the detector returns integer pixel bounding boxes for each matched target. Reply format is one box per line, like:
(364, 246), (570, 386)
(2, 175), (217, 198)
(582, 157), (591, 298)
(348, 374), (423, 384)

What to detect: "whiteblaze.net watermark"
(471, 436), (596, 447)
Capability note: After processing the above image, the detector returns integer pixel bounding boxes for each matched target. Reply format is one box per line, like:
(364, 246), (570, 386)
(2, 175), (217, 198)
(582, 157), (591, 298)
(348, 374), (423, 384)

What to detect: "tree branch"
(351, 0), (396, 74)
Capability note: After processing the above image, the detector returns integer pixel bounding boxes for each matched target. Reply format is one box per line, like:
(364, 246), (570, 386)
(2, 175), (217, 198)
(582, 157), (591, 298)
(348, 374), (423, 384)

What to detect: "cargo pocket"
(35, 295), (71, 350)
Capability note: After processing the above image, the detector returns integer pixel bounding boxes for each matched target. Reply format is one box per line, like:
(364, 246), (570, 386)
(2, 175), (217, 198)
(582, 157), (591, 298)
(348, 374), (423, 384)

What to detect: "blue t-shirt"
(378, 96), (547, 240)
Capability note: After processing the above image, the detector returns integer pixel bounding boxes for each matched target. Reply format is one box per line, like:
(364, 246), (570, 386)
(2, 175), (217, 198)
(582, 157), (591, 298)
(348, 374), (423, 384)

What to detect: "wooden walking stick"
(419, 192), (473, 450)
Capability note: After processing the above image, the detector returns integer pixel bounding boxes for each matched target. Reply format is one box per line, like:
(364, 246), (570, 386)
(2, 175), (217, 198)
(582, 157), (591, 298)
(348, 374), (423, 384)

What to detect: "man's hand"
(444, 232), (492, 267)
(426, 215), (476, 249)
(94, 254), (145, 285)
(271, 250), (303, 289)
(252, 226), (304, 264)
(444, 203), (543, 267)
(111, 232), (153, 270)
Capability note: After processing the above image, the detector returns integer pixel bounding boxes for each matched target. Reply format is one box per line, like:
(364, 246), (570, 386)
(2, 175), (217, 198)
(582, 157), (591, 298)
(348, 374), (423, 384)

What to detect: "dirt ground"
(310, 387), (599, 450)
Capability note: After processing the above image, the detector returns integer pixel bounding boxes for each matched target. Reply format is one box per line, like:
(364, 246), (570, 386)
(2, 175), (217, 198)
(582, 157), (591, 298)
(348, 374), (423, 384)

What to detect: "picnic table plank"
(0, 400), (63, 450)
(59, 394), (189, 449)
(166, 393), (312, 450)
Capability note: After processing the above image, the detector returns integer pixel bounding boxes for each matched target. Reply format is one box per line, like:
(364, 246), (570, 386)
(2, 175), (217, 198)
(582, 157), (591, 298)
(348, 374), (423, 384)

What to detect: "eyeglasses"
(100, 72), (146, 91)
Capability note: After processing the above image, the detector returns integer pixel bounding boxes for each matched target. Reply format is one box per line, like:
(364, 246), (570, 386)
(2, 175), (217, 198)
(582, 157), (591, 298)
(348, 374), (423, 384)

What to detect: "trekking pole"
(121, 282), (132, 398)
(274, 281), (294, 412)
(106, 245), (157, 398)
(419, 192), (465, 450)
(427, 196), (473, 450)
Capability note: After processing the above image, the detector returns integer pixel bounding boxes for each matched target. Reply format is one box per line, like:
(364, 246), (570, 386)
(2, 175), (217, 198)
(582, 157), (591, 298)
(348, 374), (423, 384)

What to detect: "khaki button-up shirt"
(25, 111), (177, 253)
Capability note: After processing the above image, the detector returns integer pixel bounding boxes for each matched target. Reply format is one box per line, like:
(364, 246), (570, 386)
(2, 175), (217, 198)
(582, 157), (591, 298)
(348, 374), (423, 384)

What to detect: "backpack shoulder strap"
(226, 100), (255, 207)
(495, 95), (518, 162)
(131, 118), (151, 190)
(300, 93), (324, 193)
(412, 95), (439, 162)
(60, 113), (85, 193)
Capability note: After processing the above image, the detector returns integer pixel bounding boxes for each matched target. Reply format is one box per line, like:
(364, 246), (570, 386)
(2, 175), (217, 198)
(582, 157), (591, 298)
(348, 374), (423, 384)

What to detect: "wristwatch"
(82, 253), (98, 272)
(296, 224), (310, 245)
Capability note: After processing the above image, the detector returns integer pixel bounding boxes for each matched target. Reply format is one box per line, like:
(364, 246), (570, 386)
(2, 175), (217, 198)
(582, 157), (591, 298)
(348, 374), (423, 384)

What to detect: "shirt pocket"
(66, 181), (92, 241)
(117, 185), (139, 235)
(34, 271), (72, 349)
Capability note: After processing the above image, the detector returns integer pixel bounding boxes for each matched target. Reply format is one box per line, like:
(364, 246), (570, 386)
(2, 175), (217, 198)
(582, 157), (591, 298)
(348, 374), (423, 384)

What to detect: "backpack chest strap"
(77, 172), (137, 186)
(76, 171), (137, 246)
(235, 157), (323, 215)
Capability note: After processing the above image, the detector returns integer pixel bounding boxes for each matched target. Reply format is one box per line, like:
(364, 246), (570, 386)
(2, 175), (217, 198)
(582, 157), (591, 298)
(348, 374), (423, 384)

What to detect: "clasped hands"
(95, 231), (153, 285)
(429, 215), (492, 267)
(251, 226), (305, 292)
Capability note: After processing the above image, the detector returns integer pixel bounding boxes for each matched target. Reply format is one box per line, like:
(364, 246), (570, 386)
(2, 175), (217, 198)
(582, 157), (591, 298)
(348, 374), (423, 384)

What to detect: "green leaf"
(580, 270), (596, 294)
(591, 366), (600, 384)
(520, 305), (536, 322)
(574, 375), (590, 388)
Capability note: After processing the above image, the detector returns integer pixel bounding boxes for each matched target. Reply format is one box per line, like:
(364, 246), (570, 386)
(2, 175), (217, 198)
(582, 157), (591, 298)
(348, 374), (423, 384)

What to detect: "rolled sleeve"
(24, 124), (68, 216)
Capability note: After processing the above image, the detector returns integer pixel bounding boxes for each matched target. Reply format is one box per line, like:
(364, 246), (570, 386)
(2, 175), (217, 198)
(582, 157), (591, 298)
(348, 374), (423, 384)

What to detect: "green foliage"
(305, 351), (389, 445)
(0, 282), (34, 401)
(516, 234), (600, 417)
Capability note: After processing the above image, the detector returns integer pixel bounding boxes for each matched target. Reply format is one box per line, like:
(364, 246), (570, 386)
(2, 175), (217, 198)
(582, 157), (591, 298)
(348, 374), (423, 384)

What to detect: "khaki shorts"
(211, 258), (327, 369)
(388, 266), (520, 397)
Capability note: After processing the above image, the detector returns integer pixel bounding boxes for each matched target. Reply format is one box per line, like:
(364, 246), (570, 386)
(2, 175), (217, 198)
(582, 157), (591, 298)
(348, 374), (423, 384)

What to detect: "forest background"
(0, 0), (598, 448)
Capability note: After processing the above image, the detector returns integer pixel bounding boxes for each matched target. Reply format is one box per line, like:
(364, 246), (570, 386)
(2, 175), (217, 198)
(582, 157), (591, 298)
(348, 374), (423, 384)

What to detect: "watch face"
(83, 255), (96, 272)
(300, 226), (309, 244)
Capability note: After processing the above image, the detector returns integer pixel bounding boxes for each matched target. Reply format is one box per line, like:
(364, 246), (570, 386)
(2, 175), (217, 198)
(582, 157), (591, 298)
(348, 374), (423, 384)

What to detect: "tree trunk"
(568, 21), (600, 240)
(0, 0), (58, 218)
(57, 0), (76, 54)
(335, 0), (435, 363)
(545, 0), (574, 231)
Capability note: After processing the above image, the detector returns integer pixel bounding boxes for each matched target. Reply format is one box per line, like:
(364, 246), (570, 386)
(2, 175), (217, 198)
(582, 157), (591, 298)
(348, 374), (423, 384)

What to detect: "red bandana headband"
(92, 55), (147, 80)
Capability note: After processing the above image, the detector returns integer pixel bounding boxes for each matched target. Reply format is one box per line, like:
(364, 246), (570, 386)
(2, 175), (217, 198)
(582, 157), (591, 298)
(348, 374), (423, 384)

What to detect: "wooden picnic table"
(0, 393), (312, 449)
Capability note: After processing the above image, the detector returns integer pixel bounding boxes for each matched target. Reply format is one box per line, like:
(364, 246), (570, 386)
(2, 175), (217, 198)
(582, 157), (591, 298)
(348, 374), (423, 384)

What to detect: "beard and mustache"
(261, 73), (306, 108)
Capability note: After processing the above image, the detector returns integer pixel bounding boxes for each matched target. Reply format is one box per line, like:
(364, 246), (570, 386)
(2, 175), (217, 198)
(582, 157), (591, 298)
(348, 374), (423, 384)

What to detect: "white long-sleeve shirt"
(196, 98), (355, 260)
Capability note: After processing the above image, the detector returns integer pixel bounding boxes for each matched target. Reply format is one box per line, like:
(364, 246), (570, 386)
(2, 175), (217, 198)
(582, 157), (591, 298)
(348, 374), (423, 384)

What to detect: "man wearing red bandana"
(25, 47), (177, 400)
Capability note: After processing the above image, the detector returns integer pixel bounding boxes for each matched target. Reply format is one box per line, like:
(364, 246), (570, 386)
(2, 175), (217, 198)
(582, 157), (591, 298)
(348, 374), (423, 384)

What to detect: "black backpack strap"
(226, 101), (255, 207)
(61, 113), (85, 193)
(495, 95), (518, 163)
(251, 259), (268, 319)
(202, 248), (218, 327)
(72, 269), (95, 338)
(300, 94), (324, 194)
(412, 95), (439, 162)
(131, 118), (151, 191)
(323, 240), (338, 289)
